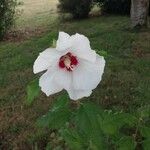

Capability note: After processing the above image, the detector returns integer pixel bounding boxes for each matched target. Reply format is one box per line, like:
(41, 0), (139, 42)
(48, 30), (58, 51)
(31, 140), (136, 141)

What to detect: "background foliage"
(0, 0), (17, 40)
(98, 0), (131, 15)
(95, 0), (150, 15)
(58, 0), (92, 19)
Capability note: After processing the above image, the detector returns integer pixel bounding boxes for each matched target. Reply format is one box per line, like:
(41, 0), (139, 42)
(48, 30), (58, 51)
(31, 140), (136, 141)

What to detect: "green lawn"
(0, 15), (150, 149)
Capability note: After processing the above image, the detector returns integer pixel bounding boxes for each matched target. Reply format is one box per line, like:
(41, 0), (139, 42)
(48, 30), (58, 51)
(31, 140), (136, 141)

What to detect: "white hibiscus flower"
(33, 32), (105, 100)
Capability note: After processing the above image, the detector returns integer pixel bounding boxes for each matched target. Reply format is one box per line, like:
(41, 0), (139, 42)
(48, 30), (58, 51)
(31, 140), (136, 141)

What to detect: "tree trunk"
(131, 0), (149, 28)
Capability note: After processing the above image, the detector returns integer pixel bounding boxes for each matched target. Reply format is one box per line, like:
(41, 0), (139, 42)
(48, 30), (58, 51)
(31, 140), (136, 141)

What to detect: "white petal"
(73, 55), (105, 90)
(54, 69), (72, 91)
(70, 33), (96, 62)
(67, 89), (92, 100)
(33, 48), (60, 74)
(39, 68), (63, 96)
(56, 32), (72, 51)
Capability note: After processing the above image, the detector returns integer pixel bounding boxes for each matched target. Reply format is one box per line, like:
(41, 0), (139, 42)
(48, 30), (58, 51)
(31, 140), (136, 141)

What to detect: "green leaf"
(60, 128), (85, 150)
(45, 142), (52, 150)
(142, 139), (150, 150)
(99, 112), (137, 135)
(137, 106), (150, 118)
(26, 78), (40, 105)
(118, 113), (137, 127)
(37, 94), (71, 129)
(76, 102), (103, 133)
(52, 94), (69, 110)
(51, 39), (56, 48)
(76, 103), (105, 150)
(140, 126), (150, 138)
(99, 115), (119, 135)
(117, 136), (136, 150)
(96, 50), (108, 57)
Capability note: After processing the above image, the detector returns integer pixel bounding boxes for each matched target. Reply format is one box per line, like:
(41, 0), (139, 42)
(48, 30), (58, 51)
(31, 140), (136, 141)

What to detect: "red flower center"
(59, 52), (78, 71)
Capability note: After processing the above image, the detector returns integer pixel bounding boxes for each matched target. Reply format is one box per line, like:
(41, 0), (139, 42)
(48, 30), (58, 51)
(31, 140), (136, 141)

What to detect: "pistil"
(59, 52), (78, 71)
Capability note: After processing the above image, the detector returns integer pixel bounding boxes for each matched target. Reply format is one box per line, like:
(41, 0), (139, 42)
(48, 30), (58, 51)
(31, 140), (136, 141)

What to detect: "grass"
(0, 1), (150, 149)
(15, 0), (58, 30)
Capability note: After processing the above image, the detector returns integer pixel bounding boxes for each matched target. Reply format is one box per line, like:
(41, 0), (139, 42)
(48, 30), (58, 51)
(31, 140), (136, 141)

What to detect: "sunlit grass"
(15, 0), (58, 29)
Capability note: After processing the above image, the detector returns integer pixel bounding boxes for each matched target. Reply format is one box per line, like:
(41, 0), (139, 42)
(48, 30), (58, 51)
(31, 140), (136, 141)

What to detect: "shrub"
(96, 0), (150, 15)
(96, 0), (131, 15)
(0, 0), (17, 40)
(58, 0), (92, 19)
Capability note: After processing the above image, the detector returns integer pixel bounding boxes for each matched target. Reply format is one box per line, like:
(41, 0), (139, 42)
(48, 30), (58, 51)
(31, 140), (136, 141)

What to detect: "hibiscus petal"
(56, 32), (72, 51)
(70, 33), (96, 62)
(33, 48), (60, 74)
(54, 69), (72, 91)
(73, 55), (105, 90)
(67, 89), (92, 100)
(39, 68), (63, 96)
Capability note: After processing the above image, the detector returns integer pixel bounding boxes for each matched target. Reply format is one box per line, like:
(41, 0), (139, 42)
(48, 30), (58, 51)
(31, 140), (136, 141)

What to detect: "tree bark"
(131, 0), (149, 28)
